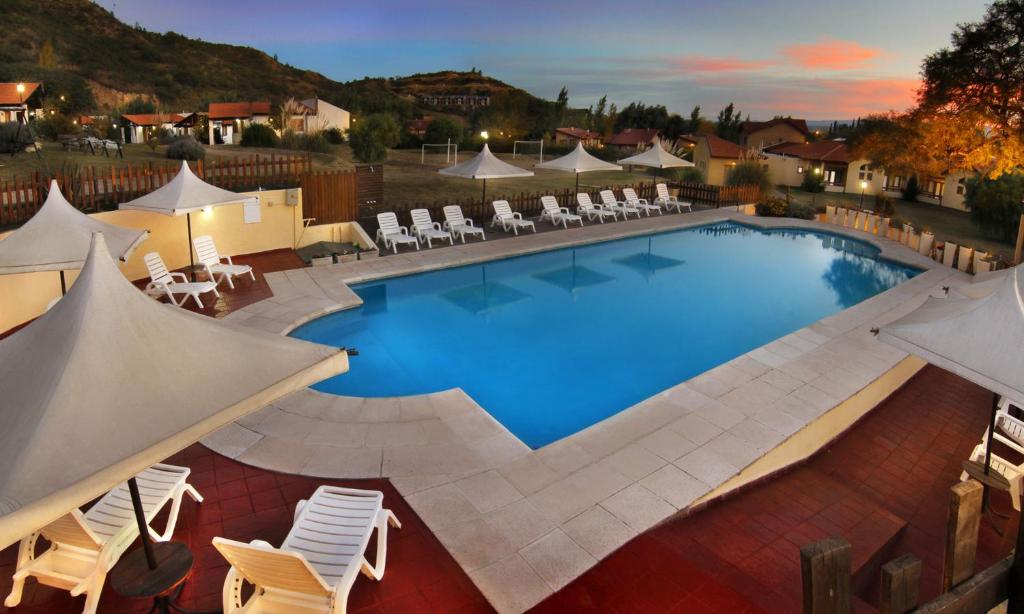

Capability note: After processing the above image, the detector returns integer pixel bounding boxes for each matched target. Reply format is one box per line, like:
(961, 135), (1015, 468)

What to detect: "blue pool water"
(291, 222), (919, 448)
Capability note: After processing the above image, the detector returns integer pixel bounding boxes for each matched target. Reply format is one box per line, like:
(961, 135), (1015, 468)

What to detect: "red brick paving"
(534, 366), (1018, 613)
(0, 444), (493, 614)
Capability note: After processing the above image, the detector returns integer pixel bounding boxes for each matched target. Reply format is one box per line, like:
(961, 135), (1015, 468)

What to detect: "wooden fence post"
(943, 479), (983, 591)
(880, 554), (922, 614)
(800, 536), (851, 614)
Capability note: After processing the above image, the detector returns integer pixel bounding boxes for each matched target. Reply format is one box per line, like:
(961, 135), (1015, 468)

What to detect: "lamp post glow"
(860, 180), (868, 207)
(479, 130), (489, 140)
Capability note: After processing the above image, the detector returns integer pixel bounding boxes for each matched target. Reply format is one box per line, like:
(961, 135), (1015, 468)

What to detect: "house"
(208, 101), (271, 145)
(738, 117), (809, 149)
(604, 128), (661, 154)
(405, 117), (434, 138)
(289, 98), (350, 135)
(0, 82), (43, 124)
(888, 171), (970, 211)
(420, 94), (490, 108)
(120, 113), (196, 144)
(554, 127), (602, 148)
(693, 134), (746, 185)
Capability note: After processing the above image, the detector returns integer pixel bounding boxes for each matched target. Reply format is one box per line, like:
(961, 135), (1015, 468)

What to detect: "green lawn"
(784, 187), (1015, 261)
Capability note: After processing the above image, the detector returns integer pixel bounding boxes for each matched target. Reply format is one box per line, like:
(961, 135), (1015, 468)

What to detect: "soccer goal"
(421, 139), (459, 165)
(512, 139), (544, 163)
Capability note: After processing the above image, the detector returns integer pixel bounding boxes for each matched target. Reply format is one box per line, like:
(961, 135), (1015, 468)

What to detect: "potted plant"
(310, 253), (333, 266)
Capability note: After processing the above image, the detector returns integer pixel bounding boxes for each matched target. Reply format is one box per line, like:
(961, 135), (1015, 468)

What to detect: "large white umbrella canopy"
(0, 233), (348, 550)
(120, 160), (258, 273)
(0, 180), (147, 276)
(617, 140), (695, 169)
(438, 143), (533, 200)
(536, 142), (622, 191)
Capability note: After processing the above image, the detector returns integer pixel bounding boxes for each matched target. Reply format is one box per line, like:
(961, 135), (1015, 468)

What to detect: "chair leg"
(4, 577), (25, 607)
(362, 510), (401, 581)
(190, 293), (204, 309)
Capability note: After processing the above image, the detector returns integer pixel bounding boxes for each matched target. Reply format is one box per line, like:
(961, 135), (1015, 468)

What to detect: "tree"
(715, 103), (743, 142)
(686, 106), (701, 135)
(663, 114), (686, 141)
(726, 158), (772, 195)
(349, 113), (400, 162)
(591, 95), (607, 133)
(964, 172), (1024, 241)
(423, 117), (463, 144)
(121, 96), (156, 115)
(555, 86), (569, 125)
(38, 40), (57, 69)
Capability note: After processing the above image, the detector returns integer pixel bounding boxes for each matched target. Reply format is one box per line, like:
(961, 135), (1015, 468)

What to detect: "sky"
(95, 0), (990, 120)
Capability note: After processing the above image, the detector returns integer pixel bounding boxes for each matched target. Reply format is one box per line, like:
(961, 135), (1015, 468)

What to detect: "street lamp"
(860, 180), (868, 207)
(480, 130), (489, 140)
(13, 83), (26, 149)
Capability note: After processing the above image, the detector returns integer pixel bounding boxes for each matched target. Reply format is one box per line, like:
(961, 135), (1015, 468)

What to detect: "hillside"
(0, 0), (548, 119)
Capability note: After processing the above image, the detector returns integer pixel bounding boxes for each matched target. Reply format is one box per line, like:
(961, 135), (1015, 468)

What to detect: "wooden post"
(1014, 213), (1023, 265)
(880, 554), (922, 614)
(800, 537), (851, 614)
(943, 479), (983, 591)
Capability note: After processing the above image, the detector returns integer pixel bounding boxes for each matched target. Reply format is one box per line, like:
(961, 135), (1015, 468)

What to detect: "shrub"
(668, 166), (705, 183)
(280, 129), (333, 153)
(964, 172), (1024, 242)
(726, 160), (772, 195)
(165, 135), (206, 161)
(423, 117), (464, 145)
(349, 113), (400, 163)
(324, 127), (345, 144)
(34, 113), (78, 140)
(800, 170), (825, 192)
(786, 202), (816, 220)
(240, 123), (279, 148)
(755, 196), (788, 217)
(0, 121), (35, 153)
(873, 192), (895, 217)
(901, 175), (920, 201)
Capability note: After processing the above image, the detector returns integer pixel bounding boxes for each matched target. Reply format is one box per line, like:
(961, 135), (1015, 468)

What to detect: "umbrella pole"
(127, 477), (158, 570)
(981, 392), (999, 512)
(186, 212), (195, 282)
(481, 179), (487, 205)
(575, 173), (580, 193)
(59, 270), (66, 296)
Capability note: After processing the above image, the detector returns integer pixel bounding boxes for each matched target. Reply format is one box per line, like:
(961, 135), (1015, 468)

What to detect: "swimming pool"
(291, 222), (919, 448)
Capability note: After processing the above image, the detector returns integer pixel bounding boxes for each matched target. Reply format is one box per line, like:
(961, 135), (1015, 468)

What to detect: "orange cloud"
(671, 55), (774, 73)
(754, 78), (921, 117)
(782, 37), (883, 70)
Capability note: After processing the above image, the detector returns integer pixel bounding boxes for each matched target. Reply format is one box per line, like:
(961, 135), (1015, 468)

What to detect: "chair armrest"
(170, 272), (188, 282)
(432, 222), (443, 231)
(512, 212), (523, 220)
(465, 219), (475, 227)
(559, 207), (571, 214)
(223, 255), (234, 265)
(399, 226), (410, 235)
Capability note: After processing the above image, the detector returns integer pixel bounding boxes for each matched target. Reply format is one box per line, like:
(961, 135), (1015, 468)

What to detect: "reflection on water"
(822, 253), (915, 307)
(440, 281), (531, 315)
(533, 264), (614, 295)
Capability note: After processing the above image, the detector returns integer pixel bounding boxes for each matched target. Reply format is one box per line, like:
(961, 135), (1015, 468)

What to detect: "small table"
(962, 459), (1012, 534)
(109, 541), (196, 614)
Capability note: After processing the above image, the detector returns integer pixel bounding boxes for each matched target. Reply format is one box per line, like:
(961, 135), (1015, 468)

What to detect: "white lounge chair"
(655, 183), (692, 212)
(442, 205), (486, 243)
(962, 443), (1023, 511)
(374, 212), (420, 254)
(5, 464), (202, 614)
(539, 195), (583, 229)
(144, 252), (220, 308)
(410, 208), (454, 248)
(600, 190), (641, 219)
(193, 235), (255, 289)
(213, 486), (400, 614)
(622, 188), (662, 216)
(490, 200), (536, 235)
(576, 193), (618, 223)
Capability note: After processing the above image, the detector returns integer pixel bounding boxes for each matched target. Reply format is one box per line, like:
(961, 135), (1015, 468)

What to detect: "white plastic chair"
(576, 193), (618, 223)
(442, 205), (486, 243)
(374, 212), (419, 254)
(600, 190), (641, 219)
(490, 200), (536, 235)
(5, 464), (202, 614)
(213, 486), (401, 614)
(962, 443), (1023, 511)
(539, 195), (583, 229)
(622, 187), (662, 216)
(192, 235), (255, 289)
(410, 209), (454, 248)
(655, 183), (691, 212)
(144, 252), (220, 308)
(942, 242), (958, 268)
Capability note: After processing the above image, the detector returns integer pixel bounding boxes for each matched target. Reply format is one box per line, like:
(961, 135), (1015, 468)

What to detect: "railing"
(0, 154), (312, 227)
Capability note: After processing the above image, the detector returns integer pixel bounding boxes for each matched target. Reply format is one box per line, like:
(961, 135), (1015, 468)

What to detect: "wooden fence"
(0, 154), (312, 227)
(300, 170), (358, 226)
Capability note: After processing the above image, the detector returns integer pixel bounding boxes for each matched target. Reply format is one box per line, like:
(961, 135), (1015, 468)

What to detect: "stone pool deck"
(204, 208), (967, 613)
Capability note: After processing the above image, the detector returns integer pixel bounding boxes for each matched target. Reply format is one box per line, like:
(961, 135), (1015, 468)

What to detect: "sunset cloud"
(671, 55), (775, 73)
(782, 37), (884, 70)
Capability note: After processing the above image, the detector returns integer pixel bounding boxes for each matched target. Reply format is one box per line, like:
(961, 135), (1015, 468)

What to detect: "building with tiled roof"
(604, 128), (660, 153)
(692, 134), (751, 185)
(207, 101), (272, 145)
(287, 98), (350, 135)
(738, 117), (809, 148)
(554, 127), (602, 148)
(0, 82), (43, 124)
(120, 113), (197, 143)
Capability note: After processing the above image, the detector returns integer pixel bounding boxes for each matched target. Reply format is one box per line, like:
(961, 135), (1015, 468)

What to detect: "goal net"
(512, 139), (544, 162)
(421, 141), (458, 165)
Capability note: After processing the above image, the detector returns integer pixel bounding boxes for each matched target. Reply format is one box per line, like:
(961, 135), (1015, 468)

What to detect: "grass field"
(785, 188), (1014, 260)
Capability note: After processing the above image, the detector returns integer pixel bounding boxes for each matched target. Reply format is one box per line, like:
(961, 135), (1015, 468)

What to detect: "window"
(956, 177), (967, 195)
(927, 178), (945, 197)
(824, 169), (838, 185)
(858, 164), (873, 181)
(888, 175), (903, 190)
(797, 165), (804, 174)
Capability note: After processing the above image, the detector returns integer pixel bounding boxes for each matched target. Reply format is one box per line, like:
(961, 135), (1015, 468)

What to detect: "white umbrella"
(438, 143), (533, 201)
(0, 232), (348, 551)
(120, 161), (257, 275)
(536, 142), (622, 191)
(0, 180), (148, 293)
(617, 139), (695, 188)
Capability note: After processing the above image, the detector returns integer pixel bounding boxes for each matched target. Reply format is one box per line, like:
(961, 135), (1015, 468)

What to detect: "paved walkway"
(198, 208), (972, 611)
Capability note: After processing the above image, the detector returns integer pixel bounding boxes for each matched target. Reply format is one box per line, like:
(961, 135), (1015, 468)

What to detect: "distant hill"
(0, 0), (546, 119)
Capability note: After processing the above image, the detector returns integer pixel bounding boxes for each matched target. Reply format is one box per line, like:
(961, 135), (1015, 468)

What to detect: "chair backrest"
(192, 235), (222, 267)
(410, 208), (432, 228)
(492, 200), (513, 217)
(656, 183), (670, 200)
(957, 246), (973, 272)
(942, 242), (958, 267)
(599, 190), (617, 206)
(144, 252), (174, 286)
(443, 205), (466, 225)
(40, 510), (104, 551)
(540, 195), (559, 212)
(377, 212), (401, 235)
(212, 537), (332, 597)
(622, 188), (640, 203)
(577, 193), (594, 209)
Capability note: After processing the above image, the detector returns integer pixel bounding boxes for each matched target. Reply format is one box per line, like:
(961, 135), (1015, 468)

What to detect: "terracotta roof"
(555, 127), (601, 140)
(78, 115), (95, 126)
(765, 140), (849, 163)
(208, 102), (272, 120)
(675, 134), (699, 147)
(0, 82), (42, 106)
(739, 117), (809, 137)
(605, 128), (660, 146)
(701, 134), (745, 158)
(405, 117), (434, 132)
(121, 113), (191, 127)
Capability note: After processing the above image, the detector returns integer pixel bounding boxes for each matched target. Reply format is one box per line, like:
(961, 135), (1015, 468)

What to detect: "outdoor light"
(201, 206), (213, 217)
(112, 123), (117, 128)
(814, 167), (821, 175)
(860, 180), (868, 190)
(480, 130), (489, 140)
(15, 83), (25, 95)
(60, 95), (65, 101)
